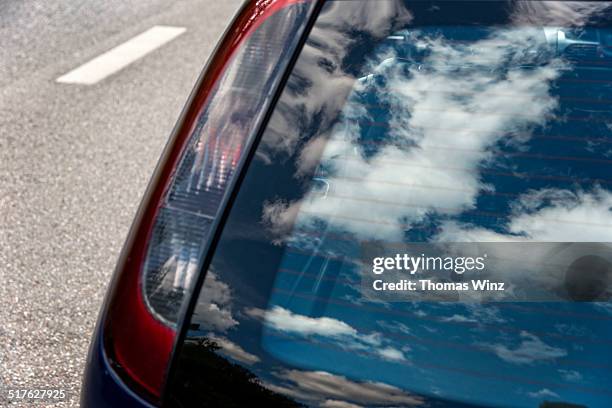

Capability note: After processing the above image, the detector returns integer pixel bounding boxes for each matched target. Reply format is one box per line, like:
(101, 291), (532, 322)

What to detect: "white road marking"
(56, 25), (186, 85)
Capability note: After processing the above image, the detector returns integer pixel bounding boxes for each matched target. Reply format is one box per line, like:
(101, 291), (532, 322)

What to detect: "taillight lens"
(100, 0), (316, 402)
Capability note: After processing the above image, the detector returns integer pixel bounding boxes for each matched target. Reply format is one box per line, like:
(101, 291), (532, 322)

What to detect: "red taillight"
(100, 0), (316, 402)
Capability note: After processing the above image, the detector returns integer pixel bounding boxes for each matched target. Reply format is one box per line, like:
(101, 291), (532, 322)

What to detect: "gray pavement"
(0, 0), (242, 405)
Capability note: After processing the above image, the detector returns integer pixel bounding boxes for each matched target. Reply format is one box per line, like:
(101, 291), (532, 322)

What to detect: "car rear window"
(168, 2), (612, 407)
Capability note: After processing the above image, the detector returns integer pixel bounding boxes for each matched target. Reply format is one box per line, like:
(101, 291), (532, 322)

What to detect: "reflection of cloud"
(246, 306), (406, 362)
(207, 334), (260, 365)
(320, 400), (362, 408)
(462, 304), (506, 324)
(378, 346), (406, 362)
(554, 323), (589, 337)
(266, 26), (563, 241)
(247, 306), (358, 338)
(438, 188), (612, 242)
(594, 302), (612, 315)
(376, 320), (413, 335)
(527, 388), (560, 399)
(414, 310), (427, 318)
(265, 369), (424, 407)
(511, 1), (611, 26)
(558, 369), (582, 382)
(258, 1), (413, 163)
(262, 199), (301, 237)
(508, 188), (612, 241)
(196, 271), (238, 332)
(441, 304), (506, 325)
(441, 314), (477, 323)
(480, 331), (566, 365)
(324, 1), (413, 38)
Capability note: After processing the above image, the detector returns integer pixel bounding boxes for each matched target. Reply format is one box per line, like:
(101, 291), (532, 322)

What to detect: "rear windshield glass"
(170, 2), (612, 407)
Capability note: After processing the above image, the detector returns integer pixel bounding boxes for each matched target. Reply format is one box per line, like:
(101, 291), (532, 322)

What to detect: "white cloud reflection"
(266, 25), (565, 241)
(206, 334), (260, 365)
(437, 187), (612, 242)
(511, 1), (611, 26)
(265, 369), (424, 407)
(258, 1), (413, 163)
(527, 387), (560, 399)
(558, 369), (583, 382)
(196, 271), (238, 332)
(246, 306), (407, 362)
(479, 331), (567, 365)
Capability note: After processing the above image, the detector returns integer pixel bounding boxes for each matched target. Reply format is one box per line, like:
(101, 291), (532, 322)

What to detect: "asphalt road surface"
(0, 0), (242, 405)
